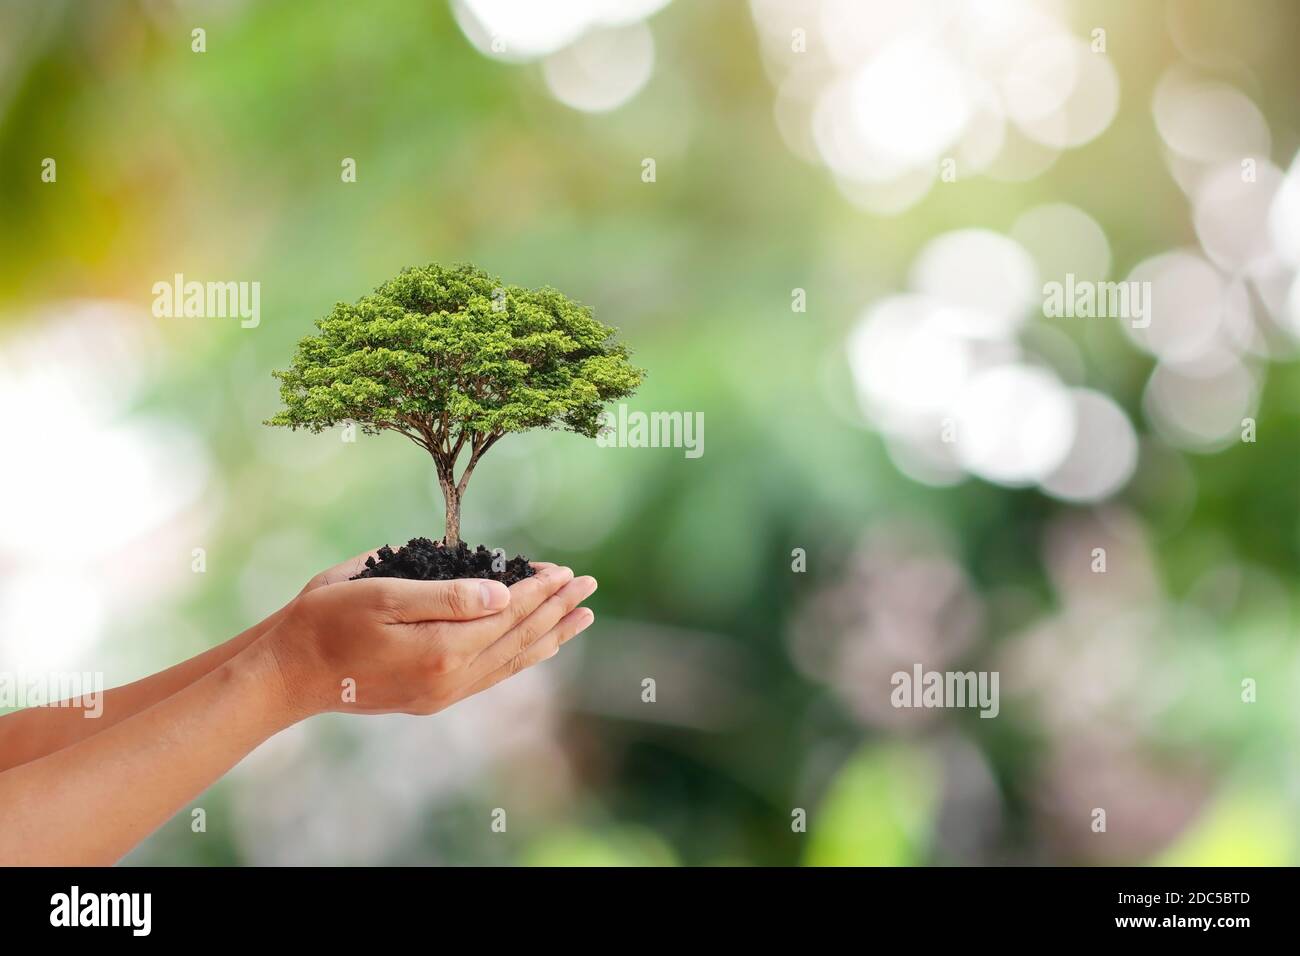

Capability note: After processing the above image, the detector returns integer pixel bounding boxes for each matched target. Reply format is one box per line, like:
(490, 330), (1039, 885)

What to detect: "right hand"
(265, 564), (597, 718)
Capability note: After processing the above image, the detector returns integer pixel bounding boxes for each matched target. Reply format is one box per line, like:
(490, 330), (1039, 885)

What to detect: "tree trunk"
(442, 483), (461, 549)
(433, 434), (497, 551)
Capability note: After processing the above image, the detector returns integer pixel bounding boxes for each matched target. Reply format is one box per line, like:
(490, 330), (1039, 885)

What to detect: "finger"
(438, 565), (575, 652)
(460, 607), (594, 699)
(303, 545), (399, 592)
(353, 576), (511, 623)
(557, 607), (592, 644)
(471, 575), (596, 673)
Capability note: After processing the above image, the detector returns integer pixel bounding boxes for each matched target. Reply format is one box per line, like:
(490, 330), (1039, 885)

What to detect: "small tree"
(267, 263), (644, 547)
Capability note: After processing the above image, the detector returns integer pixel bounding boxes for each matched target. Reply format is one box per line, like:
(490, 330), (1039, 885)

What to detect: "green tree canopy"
(267, 262), (644, 545)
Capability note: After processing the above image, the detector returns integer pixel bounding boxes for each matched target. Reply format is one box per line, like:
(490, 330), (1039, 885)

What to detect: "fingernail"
(553, 566), (575, 583)
(576, 576), (598, 597)
(480, 581), (510, 609)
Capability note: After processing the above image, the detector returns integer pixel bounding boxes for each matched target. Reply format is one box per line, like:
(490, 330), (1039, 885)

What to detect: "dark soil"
(350, 537), (536, 585)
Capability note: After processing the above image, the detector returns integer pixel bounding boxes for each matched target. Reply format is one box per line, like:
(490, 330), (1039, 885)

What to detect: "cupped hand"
(267, 563), (596, 718)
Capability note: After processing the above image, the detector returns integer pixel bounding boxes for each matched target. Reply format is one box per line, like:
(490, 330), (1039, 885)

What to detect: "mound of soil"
(350, 537), (536, 585)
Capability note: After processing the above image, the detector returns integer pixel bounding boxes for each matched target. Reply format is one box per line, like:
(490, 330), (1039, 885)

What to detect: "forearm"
(0, 606), (287, 772)
(0, 635), (304, 866)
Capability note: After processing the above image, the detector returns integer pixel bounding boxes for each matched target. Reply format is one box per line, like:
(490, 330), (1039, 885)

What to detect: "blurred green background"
(2, 0), (1299, 865)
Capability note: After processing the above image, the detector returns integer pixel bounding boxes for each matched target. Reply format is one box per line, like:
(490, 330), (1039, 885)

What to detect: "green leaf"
(266, 263), (643, 446)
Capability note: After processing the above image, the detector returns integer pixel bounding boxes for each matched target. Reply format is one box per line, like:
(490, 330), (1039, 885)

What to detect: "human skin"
(0, 551), (597, 865)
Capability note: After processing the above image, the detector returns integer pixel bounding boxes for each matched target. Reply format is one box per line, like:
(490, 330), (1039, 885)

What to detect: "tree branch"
(381, 422), (433, 454)
(454, 431), (501, 497)
(448, 429), (467, 470)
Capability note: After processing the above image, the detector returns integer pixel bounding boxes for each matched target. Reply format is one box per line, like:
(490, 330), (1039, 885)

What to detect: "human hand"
(266, 564), (596, 718)
(297, 547), (398, 594)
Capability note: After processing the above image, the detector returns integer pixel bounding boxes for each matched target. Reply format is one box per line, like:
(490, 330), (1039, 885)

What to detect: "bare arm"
(0, 638), (296, 865)
(0, 610), (280, 773)
(0, 564), (595, 865)
(0, 549), (386, 773)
